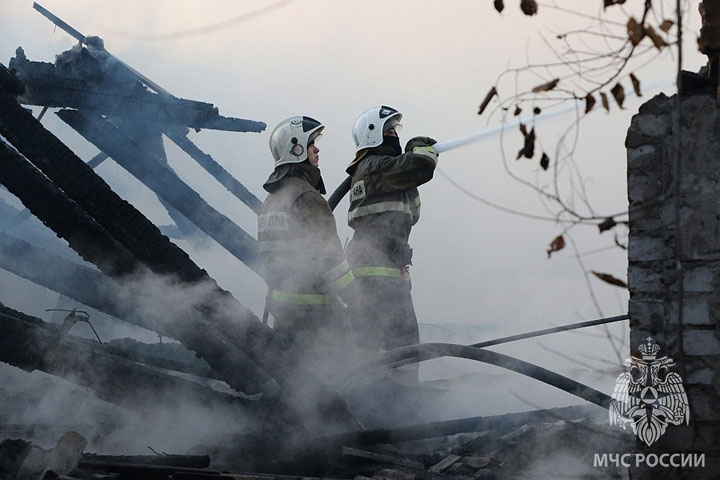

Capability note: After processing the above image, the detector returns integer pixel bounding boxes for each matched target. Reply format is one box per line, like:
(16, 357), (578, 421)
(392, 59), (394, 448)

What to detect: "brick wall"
(627, 92), (720, 478)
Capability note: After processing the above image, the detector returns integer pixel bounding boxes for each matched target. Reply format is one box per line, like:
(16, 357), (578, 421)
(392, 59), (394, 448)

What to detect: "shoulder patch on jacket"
(350, 180), (366, 202)
(258, 212), (289, 232)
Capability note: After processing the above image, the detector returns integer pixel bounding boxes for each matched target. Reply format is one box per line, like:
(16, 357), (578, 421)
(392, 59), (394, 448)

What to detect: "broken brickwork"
(626, 92), (720, 478)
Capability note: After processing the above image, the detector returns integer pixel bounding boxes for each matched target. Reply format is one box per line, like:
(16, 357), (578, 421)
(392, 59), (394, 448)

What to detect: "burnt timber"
(0, 304), (265, 419)
(8, 50), (263, 273)
(55, 108), (262, 274)
(0, 62), (360, 431)
(0, 83), (275, 395)
(0, 5), (636, 479)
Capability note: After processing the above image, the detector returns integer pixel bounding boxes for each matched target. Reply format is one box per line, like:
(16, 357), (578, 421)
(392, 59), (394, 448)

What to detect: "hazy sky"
(0, 0), (704, 395)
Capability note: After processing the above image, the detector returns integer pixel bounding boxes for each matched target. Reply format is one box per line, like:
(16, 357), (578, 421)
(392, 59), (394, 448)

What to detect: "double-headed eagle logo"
(609, 337), (690, 446)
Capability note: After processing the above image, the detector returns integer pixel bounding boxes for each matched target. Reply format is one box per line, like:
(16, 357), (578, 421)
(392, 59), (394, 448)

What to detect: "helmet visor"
(383, 118), (403, 135)
(308, 131), (323, 146)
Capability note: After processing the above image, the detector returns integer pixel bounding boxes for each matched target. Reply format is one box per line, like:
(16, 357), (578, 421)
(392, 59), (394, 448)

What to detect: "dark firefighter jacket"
(259, 164), (355, 374)
(345, 146), (438, 269)
(344, 145), (437, 363)
(259, 165), (354, 303)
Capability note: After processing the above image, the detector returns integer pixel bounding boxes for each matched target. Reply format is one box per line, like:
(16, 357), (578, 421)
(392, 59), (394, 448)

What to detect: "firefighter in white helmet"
(259, 116), (355, 375)
(345, 105), (438, 383)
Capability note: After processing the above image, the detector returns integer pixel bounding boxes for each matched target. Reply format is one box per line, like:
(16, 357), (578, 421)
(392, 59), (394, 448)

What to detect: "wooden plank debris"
(428, 455), (461, 473)
(342, 447), (425, 471)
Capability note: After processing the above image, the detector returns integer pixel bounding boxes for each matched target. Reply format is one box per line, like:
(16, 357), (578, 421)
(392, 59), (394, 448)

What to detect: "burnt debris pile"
(1, 402), (632, 479)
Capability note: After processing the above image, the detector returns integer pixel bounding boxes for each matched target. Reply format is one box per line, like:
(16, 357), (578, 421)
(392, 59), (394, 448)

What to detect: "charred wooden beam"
(0, 304), (263, 415)
(323, 404), (602, 447)
(0, 79), (207, 283)
(0, 231), (149, 329)
(0, 77), (359, 430)
(0, 232), (121, 313)
(112, 117), (202, 238)
(0, 232), (219, 381)
(165, 128), (262, 213)
(80, 454), (210, 469)
(0, 63), (24, 96)
(0, 82), (276, 397)
(342, 447), (425, 470)
(76, 461), (220, 477)
(103, 339), (219, 381)
(56, 109), (262, 276)
(10, 47), (265, 133)
(76, 461), (353, 480)
(0, 141), (139, 277)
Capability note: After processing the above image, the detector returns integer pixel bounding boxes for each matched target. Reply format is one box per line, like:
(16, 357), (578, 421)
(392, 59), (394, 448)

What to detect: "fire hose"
(329, 78), (671, 211)
(337, 314), (629, 410)
(327, 107), (574, 211)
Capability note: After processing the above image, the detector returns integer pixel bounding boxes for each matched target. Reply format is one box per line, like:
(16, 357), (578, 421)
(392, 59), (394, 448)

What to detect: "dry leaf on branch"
(585, 93), (596, 114)
(514, 105), (522, 116)
(478, 86), (498, 115)
(627, 17), (644, 46)
(645, 25), (668, 50)
(629, 73), (642, 97)
(540, 152), (550, 171)
(600, 92), (610, 112)
(598, 217), (617, 233)
(610, 83), (625, 109)
(532, 78), (560, 93)
(614, 235), (628, 250)
(547, 235), (565, 258)
(494, 0), (505, 13)
(517, 127), (536, 160)
(659, 19), (674, 33)
(591, 271), (628, 288)
(520, 0), (538, 16)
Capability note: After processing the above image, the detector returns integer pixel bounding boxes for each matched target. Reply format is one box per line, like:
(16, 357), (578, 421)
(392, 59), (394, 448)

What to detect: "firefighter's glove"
(405, 136), (437, 152)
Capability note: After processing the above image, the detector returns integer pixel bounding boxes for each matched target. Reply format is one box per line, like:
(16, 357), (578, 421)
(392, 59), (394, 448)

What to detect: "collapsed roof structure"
(0, 3), (634, 479)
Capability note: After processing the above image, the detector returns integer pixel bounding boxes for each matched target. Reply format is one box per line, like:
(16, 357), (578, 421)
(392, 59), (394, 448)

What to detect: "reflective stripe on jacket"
(346, 148), (436, 269)
(347, 148), (436, 231)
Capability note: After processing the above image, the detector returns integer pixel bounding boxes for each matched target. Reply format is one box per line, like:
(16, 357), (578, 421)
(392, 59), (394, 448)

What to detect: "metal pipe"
(470, 314), (628, 349)
(33, 2), (85, 43)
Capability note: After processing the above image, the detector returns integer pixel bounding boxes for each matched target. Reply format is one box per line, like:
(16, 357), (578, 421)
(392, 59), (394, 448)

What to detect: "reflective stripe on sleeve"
(348, 201), (412, 222)
(271, 290), (330, 304)
(353, 266), (403, 278)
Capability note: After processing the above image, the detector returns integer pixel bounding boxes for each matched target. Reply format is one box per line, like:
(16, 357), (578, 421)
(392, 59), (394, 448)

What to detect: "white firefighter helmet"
(269, 116), (324, 168)
(347, 106), (402, 172)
